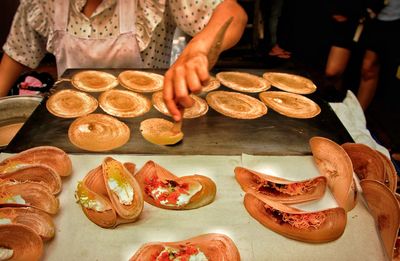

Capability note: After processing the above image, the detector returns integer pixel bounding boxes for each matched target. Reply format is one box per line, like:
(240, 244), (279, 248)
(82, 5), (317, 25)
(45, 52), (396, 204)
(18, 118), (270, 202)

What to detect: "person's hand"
(163, 44), (210, 121)
(163, 1), (247, 122)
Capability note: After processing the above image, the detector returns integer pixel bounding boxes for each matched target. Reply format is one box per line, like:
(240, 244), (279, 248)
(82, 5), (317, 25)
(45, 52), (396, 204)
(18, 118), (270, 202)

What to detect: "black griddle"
(5, 68), (353, 155)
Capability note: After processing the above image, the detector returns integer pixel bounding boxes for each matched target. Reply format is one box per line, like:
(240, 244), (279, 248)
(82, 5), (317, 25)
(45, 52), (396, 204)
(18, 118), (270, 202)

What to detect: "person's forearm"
(0, 53), (26, 97)
(187, 0), (248, 59)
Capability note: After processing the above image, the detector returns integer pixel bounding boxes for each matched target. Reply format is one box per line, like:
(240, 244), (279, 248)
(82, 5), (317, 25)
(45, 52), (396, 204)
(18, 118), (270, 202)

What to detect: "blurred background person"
(324, 0), (366, 92)
(357, 0), (400, 110)
(262, 0), (291, 59)
(0, 0), (247, 103)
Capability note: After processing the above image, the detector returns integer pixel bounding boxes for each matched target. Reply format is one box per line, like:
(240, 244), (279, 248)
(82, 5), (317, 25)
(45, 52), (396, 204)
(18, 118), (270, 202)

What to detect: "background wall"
(0, 1), (19, 52)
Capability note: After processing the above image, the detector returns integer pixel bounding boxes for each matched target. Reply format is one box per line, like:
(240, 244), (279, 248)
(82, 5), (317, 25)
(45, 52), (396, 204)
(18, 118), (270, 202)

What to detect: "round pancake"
(68, 113), (130, 152)
(216, 72), (270, 93)
(152, 91), (208, 119)
(118, 70), (164, 93)
(46, 89), (98, 118)
(201, 76), (221, 93)
(259, 91), (321, 119)
(71, 71), (118, 92)
(99, 89), (151, 118)
(262, 72), (317, 94)
(140, 118), (183, 145)
(206, 91), (267, 119)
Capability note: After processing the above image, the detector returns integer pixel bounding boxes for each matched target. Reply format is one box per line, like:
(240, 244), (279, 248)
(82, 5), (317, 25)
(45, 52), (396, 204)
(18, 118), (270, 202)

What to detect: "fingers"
(163, 70), (181, 121)
(163, 53), (210, 121)
(185, 64), (202, 94)
(196, 57), (210, 86)
(173, 66), (194, 108)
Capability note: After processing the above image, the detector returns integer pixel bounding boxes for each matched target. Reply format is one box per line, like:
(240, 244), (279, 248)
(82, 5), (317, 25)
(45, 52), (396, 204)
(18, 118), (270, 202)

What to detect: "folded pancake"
(152, 91), (208, 119)
(102, 157), (143, 221)
(84, 165), (109, 197)
(46, 89), (98, 118)
(76, 158), (143, 228)
(376, 150), (398, 193)
(244, 193), (346, 243)
(216, 71), (271, 93)
(123, 162), (136, 176)
(140, 118), (183, 145)
(0, 180), (59, 215)
(118, 70), (164, 93)
(0, 163), (62, 195)
(75, 179), (117, 228)
(72, 70), (118, 92)
(206, 91), (267, 119)
(99, 89), (151, 118)
(360, 179), (400, 260)
(201, 76), (221, 92)
(342, 142), (386, 184)
(68, 113), (130, 152)
(310, 137), (357, 212)
(0, 207), (55, 241)
(259, 91), (321, 118)
(262, 72), (317, 94)
(0, 146), (72, 177)
(0, 224), (43, 261)
(235, 166), (326, 204)
(130, 233), (240, 261)
(134, 160), (216, 210)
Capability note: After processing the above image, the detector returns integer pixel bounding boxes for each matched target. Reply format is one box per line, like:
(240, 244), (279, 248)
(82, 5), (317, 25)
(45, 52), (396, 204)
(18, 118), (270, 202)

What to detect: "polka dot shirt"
(3, 0), (221, 70)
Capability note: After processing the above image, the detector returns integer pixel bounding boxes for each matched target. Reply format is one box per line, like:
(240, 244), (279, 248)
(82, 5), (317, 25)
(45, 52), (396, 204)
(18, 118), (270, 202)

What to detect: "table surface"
(5, 68), (353, 155)
(0, 153), (383, 261)
(0, 68), (385, 260)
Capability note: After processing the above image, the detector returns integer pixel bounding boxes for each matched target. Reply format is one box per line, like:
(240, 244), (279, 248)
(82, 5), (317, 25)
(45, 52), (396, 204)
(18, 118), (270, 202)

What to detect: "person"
(0, 0), (248, 120)
(324, 0), (366, 92)
(263, 0), (291, 59)
(357, 0), (400, 110)
(163, 1), (247, 121)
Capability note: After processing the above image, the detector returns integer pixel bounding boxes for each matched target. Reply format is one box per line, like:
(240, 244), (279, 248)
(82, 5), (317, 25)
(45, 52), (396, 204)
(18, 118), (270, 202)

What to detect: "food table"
(1, 69), (388, 260)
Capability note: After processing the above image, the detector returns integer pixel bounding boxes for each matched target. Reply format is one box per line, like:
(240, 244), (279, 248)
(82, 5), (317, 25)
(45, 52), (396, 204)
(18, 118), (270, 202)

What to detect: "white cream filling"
(0, 218), (12, 225)
(156, 247), (208, 261)
(0, 248), (13, 261)
(75, 182), (110, 212)
(185, 251), (208, 261)
(150, 183), (202, 207)
(78, 196), (108, 212)
(78, 124), (92, 133)
(2, 195), (26, 204)
(107, 178), (134, 205)
(273, 98), (283, 104)
(2, 163), (30, 173)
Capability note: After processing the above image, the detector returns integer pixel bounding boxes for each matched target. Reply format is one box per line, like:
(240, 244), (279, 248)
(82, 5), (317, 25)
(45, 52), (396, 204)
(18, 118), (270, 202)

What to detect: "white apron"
(52, 0), (143, 77)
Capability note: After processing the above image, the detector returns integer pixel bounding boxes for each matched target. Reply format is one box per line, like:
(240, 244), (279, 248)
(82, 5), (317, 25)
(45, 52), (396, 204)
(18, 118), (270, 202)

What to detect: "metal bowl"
(0, 95), (43, 149)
